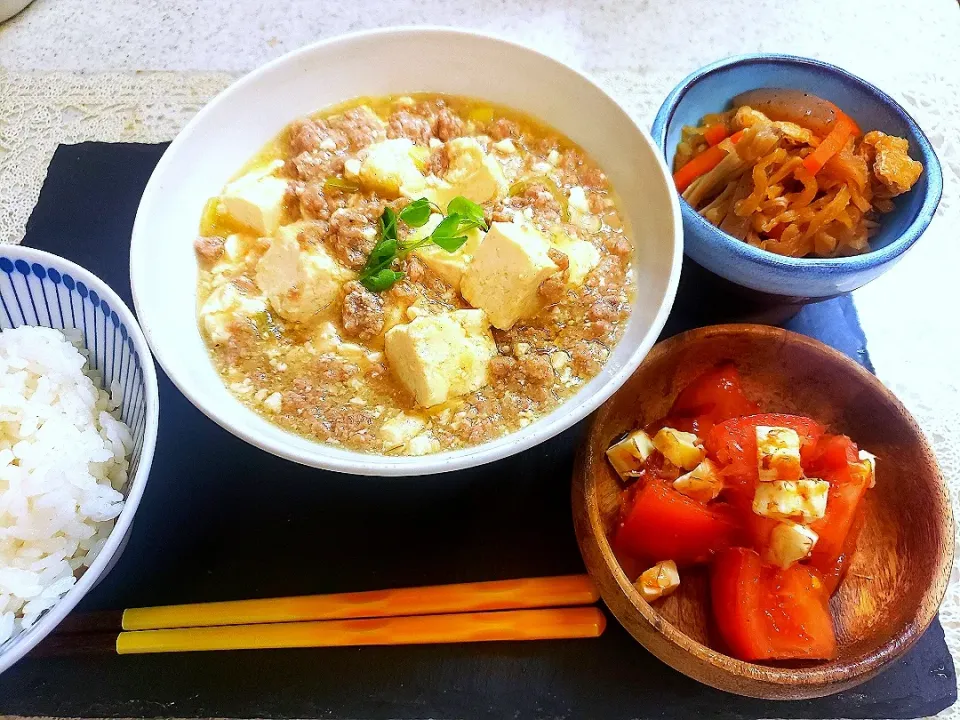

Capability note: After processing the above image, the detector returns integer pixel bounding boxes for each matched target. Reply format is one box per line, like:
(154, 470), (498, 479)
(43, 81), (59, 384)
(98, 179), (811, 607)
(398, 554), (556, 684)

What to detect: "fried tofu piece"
(861, 131), (923, 197)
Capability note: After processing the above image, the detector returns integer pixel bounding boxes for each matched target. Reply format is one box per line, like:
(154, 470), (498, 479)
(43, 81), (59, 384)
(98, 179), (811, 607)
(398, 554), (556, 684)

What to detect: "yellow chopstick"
(122, 575), (598, 630)
(116, 607), (606, 654)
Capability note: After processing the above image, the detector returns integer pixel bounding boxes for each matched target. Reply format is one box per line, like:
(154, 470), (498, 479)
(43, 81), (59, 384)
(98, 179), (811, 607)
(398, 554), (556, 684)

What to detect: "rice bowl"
(0, 245), (157, 675)
(0, 326), (134, 643)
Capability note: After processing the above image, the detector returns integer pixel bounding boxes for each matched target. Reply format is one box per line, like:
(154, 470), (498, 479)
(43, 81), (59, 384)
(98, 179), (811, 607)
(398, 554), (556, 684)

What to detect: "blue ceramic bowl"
(0, 246), (158, 675)
(652, 54), (943, 302)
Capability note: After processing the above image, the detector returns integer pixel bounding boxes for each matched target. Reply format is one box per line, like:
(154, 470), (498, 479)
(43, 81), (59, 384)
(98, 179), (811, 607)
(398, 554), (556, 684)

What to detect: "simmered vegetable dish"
(674, 88), (923, 257)
(195, 94), (635, 455)
(606, 364), (877, 661)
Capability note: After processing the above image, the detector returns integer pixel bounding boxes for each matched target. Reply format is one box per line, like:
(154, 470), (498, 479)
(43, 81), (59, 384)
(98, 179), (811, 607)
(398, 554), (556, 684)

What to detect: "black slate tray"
(0, 143), (954, 719)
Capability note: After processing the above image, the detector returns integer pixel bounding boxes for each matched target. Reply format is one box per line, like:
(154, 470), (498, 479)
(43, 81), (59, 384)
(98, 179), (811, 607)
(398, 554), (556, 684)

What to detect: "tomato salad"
(605, 364), (876, 662)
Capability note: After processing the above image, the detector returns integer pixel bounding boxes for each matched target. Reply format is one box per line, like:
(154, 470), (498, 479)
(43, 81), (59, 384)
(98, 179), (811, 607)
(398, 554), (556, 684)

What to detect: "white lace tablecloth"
(0, 0), (959, 715)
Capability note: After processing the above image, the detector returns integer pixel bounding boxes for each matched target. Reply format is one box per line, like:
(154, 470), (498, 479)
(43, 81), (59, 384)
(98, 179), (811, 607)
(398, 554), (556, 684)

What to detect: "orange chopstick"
(121, 575), (599, 630)
(115, 607), (606, 654)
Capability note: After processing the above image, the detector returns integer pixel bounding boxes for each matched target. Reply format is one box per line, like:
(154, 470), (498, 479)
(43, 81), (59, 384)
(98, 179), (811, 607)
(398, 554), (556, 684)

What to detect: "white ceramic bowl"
(130, 27), (681, 476)
(0, 246), (158, 674)
(0, 0), (34, 23)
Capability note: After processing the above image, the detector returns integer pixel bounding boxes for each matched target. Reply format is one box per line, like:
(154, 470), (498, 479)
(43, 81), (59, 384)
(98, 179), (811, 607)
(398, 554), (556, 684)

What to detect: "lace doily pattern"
(1, 69), (958, 711)
(0, 70), (234, 245)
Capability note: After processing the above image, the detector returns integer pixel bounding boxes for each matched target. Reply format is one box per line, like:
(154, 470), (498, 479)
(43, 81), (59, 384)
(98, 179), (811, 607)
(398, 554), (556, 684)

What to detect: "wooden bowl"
(572, 324), (953, 699)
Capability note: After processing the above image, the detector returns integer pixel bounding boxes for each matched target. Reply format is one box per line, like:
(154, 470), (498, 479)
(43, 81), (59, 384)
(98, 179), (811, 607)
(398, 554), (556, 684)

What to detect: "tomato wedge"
(807, 435), (873, 590)
(661, 363), (759, 435)
(613, 481), (741, 567)
(802, 433), (860, 477)
(710, 547), (770, 660)
(705, 413), (825, 490)
(762, 561), (838, 660)
(711, 548), (838, 661)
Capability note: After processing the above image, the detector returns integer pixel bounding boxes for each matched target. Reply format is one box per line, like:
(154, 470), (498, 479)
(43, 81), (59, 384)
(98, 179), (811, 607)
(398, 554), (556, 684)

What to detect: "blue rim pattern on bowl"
(651, 53), (944, 294)
(0, 257), (150, 469)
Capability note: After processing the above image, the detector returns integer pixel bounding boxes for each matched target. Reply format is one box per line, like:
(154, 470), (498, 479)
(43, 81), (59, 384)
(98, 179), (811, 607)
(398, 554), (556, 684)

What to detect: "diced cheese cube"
(384, 309), (496, 407)
(673, 458), (723, 502)
(859, 449), (877, 488)
(756, 426), (804, 481)
(409, 213), (486, 290)
(460, 220), (559, 330)
(766, 522), (819, 569)
(636, 560), (680, 603)
(199, 283), (267, 344)
(549, 230), (601, 287)
(652, 427), (705, 470)
(753, 479), (829, 523)
(219, 163), (289, 236)
(380, 413), (427, 451)
(605, 430), (656, 480)
(426, 137), (508, 208)
(358, 138), (427, 198)
(255, 222), (354, 322)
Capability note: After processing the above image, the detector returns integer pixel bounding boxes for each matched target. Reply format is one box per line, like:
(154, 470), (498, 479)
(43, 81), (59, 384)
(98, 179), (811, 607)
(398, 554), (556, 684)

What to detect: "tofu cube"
(460, 220), (559, 330)
(219, 163), (289, 236)
(652, 427), (705, 470)
(636, 560), (680, 603)
(566, 186), (604, 232)
(753, 479), (829, 523)
(859, 449), (877, 488)
(344, 158), (362, 179)
(359, 138), (427, 198)
(409, 213), (486, 290)
(550, 230), (601, 287)
(407, 433), (441, 456)
(567, 186), (591, 215)
(263, 392), (283, 413)
(426, 137), (508, 207)
(605, 430), (656, 480)
(223, 234), (245, 262)
(199, 283), (267, 344)
(384, 309), (496, 407)
(379, 413), (427, 451)
(766, 522), (819, 569)
(255, 222), (354, 322)
(673, 458), (724, 503)
(756, 426), (804, 481)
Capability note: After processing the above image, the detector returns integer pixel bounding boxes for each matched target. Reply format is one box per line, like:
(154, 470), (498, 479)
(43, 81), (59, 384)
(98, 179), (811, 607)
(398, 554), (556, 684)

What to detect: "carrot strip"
(674, 130), (744, 192)
(703, 124), (729, 146)
(802, 116), (855, 175)
(836, 110), (862, 137)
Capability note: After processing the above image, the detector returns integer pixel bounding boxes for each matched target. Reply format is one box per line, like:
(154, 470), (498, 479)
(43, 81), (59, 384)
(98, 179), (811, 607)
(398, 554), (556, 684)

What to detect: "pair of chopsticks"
(35, 575), (605, 656)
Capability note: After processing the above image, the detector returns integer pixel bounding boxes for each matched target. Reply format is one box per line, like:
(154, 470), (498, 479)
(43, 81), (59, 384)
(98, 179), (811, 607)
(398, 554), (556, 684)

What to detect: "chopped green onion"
(324, 177), (360, 193)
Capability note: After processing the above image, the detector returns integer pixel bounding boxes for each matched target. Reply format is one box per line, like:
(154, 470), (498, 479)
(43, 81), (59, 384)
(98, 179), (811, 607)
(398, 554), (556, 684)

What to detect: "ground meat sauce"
(195, 94), (635, 455)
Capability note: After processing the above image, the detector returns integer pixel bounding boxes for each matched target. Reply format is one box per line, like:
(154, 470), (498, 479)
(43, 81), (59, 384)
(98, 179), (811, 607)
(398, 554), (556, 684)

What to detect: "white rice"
(0, 326), (132, 643)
